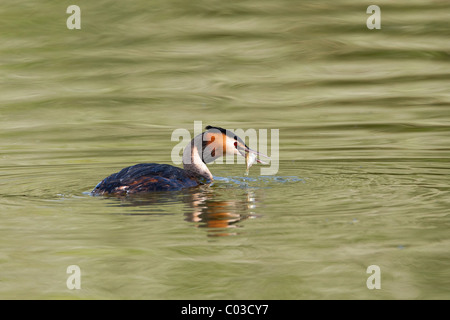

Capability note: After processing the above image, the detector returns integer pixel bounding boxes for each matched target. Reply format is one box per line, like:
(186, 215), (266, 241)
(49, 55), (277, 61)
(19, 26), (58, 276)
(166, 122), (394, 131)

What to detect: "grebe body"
(91, 163), (209, 195)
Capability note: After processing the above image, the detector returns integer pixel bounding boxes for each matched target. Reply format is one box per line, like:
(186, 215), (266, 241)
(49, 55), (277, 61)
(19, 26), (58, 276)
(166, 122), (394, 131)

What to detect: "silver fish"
(245, 152), (258, 175)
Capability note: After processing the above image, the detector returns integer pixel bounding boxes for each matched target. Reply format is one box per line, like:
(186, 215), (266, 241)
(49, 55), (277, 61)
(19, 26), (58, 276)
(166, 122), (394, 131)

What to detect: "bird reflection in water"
(112, 185), (261, 237)
(183, 187), (260, 237)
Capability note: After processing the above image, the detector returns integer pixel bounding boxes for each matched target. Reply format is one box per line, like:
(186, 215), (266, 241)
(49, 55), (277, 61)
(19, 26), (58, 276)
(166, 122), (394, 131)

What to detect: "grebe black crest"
(91, 125), (268, 196)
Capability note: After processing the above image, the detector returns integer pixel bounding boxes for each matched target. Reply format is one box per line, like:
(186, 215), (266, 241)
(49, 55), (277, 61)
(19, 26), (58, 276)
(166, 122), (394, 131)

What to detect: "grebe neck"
(182, 134), (213, 181)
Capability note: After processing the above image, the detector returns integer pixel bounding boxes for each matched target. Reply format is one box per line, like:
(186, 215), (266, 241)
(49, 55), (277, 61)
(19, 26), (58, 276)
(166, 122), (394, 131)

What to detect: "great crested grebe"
(91, 125), (267, 196)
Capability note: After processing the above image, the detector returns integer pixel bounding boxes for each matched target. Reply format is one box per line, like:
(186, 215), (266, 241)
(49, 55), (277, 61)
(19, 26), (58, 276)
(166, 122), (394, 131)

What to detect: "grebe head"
(182, 125), (268, 181)
(202, 125), (268, 164)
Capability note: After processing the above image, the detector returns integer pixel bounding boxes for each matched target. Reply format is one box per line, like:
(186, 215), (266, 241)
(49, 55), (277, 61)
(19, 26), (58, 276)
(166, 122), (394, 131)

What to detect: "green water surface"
(0, 0), (449, 299)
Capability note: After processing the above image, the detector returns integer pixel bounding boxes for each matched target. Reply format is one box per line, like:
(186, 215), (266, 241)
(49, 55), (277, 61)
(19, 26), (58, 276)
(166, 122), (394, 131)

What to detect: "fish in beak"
(237, 145), (270, 175)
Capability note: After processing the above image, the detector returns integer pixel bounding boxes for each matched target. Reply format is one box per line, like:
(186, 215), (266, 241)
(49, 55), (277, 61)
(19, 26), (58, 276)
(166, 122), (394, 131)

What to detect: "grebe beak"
(237, 145), (270, 164)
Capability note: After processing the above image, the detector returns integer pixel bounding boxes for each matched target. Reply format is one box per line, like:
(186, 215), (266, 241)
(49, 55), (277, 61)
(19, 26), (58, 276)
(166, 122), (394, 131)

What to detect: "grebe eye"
(234, 142), (238, 148)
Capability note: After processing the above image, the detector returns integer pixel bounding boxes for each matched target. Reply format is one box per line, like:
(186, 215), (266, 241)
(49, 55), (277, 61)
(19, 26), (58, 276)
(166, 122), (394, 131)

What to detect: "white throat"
(182, 133), (213, 181)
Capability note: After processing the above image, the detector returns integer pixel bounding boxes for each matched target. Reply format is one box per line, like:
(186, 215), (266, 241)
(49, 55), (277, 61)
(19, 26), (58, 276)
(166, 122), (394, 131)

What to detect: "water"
(1, 0), (449, 299)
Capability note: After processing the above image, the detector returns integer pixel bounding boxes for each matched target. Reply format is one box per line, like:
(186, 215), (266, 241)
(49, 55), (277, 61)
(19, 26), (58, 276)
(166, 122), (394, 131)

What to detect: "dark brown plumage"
(91, 163), (210, 195)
